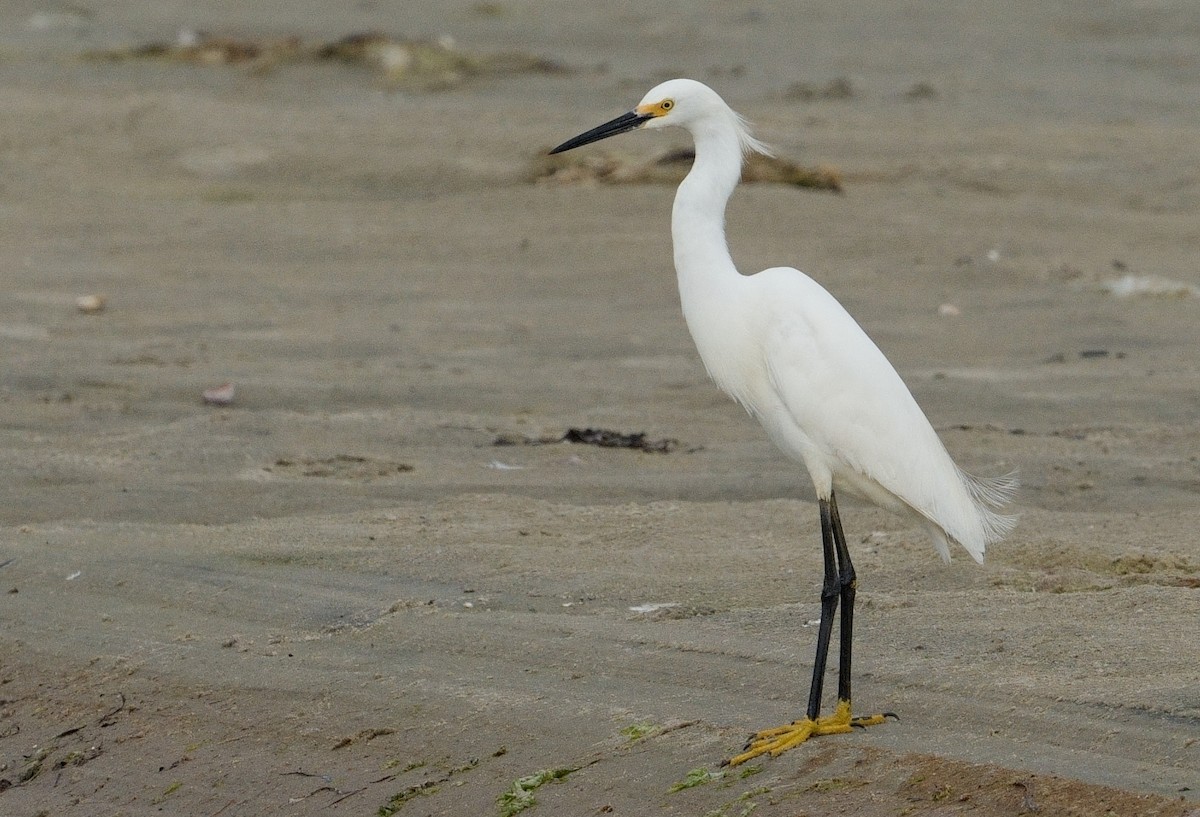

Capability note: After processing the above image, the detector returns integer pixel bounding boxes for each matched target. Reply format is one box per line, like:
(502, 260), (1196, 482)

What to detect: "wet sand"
(1, 2), (1198, 814)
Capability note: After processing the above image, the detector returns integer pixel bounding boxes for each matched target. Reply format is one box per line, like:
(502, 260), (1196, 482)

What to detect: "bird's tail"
(964, 469), (1019, 540)
(947, 468), (1019, 563)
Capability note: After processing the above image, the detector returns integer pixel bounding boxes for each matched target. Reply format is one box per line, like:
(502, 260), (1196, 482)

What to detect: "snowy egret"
(550, 79), (1017, 766)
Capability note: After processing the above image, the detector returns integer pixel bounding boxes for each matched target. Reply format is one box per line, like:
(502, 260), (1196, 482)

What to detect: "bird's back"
(702, 266), (1015, 562)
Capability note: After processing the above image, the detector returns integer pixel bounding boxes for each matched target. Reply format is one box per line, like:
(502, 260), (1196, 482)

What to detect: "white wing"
(748, 267), (1015, 561)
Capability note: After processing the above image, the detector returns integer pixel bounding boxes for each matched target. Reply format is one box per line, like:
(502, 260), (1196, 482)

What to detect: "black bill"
(549, 110), (652, 154)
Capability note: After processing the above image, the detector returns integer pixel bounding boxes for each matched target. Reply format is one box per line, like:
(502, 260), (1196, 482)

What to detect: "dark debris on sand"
(86, 31), (565, 90)
(494, 428), (680, 453)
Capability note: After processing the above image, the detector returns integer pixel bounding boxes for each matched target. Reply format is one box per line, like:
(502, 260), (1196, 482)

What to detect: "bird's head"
(549, 78), (767, 156)
(632, 78), (720, 131)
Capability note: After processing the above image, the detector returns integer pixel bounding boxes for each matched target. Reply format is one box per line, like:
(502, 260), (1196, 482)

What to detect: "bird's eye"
(660, 99), (674, 111)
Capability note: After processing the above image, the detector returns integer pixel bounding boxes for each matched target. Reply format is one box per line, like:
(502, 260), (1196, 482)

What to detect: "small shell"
(202, 382), (236, 405)
(75, 294), (108, 314)
(486, 460), (523, 470)
(628, 602), (679, 614)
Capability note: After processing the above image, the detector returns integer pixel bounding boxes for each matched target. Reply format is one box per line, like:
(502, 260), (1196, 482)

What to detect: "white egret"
(549, 79), (1017, 766)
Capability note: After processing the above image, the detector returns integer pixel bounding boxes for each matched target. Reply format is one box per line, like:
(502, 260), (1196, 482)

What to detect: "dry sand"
(1, 1), (1198, 815)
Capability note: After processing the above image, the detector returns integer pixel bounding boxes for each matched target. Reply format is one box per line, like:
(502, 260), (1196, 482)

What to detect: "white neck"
(672, 115), (745, 313)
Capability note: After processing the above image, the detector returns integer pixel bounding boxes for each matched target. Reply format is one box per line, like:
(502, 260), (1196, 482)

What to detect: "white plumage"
(550, 78), (1016, 763)
(574, 77), (1015, 561)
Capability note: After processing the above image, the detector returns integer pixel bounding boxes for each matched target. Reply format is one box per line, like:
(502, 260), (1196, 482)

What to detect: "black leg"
(726, 492), (891, 767)
(828, 491), (856, 704)
(805, 498), (841, 721)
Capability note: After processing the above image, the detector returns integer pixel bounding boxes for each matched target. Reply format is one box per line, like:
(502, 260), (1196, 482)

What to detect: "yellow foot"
(726, 700), (891, 767)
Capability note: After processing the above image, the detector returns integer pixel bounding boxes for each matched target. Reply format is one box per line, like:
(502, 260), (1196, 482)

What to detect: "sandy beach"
(2, 1), (1198, 814)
